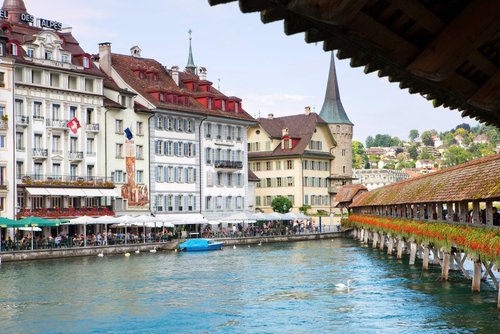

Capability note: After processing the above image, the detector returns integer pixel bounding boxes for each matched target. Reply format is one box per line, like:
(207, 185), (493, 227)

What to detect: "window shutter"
(207, 171), (213, 187)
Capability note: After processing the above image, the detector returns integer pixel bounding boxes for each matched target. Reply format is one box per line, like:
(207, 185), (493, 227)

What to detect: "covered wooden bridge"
(346, 154), (500, 308)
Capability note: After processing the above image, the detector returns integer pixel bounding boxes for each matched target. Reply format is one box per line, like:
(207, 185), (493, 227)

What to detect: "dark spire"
(2, 0), (28, 24)
(319, 52), (353, 125)
(185, 29), (196, 73)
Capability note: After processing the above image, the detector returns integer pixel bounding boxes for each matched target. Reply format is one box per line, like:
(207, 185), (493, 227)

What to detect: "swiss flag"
(67, 117), (81, 134)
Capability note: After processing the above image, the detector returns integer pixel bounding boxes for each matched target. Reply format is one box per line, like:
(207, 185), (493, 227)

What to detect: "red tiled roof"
(111, 54), (255, 122)
(103, 76), (122, 91)
(351, 154), (500, 207)
(335, 184), (367, 204)
(134, 101), (151, 113)
(249, 113), (333, 158)
(2, 21), (103, 77)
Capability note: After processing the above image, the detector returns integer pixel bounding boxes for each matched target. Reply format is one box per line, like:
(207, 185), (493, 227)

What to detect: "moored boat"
(178, 238), (224, 252)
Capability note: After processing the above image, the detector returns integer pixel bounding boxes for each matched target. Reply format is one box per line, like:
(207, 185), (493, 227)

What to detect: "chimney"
(98, 42), (112, 75)
(267, 113), (274, 120)
(282, 128), (289, 137)
(171, 66), (179, 86)
(199, 66), (207, 80)
(304, 106), (311, 115)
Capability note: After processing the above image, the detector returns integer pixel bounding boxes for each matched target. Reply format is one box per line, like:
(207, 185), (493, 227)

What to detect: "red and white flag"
(67, 117), (81, 134)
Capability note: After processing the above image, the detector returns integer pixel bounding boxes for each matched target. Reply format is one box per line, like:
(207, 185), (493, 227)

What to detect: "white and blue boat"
(178, 238), (224, 252)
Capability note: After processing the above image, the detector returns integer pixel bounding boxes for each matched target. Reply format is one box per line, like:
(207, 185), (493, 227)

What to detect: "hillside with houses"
(351, 124), (499, 189)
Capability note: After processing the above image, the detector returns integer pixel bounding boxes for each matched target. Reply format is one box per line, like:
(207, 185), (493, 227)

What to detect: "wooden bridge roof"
(208, 0), (500, 127)
(350, 154), (500, 207)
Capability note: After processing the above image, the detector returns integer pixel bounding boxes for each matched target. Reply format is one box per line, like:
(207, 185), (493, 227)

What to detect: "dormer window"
(152, 73), (159, 81)
(221, 100), (226, 111)
(45, 51), (53, 60)
(11, 44), (18, 56)
(27, 48), (34, 58)
(61, 54), (69, 63)
(208, 98), (212, 109)
(159, 93), (165, 102)
(235, 102), (239, 113)
(139, 72), (145, 79)
(83, 56), (90, 69)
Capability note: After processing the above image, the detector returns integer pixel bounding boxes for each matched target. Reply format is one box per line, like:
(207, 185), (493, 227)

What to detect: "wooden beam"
(408, 0), (500, 81)
(472, 259), (482, 292)
(304, 28), (327, 43)
(422, 245), (429, 271)
(261, 7), (287, 24)
(469, 70), (500, 111)
(287, 0), (369, 25)
(441, 253), (450, 280)
(391, 0), (444, 34)
(239, 0), (272, 13)
(409, 241), (417, 265)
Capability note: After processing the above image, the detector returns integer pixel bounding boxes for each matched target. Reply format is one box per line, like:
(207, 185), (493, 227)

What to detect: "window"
(86, 108), (94, 124)
(265, 162), (272, 171)
(342, 149), (346, 156)
(176, 118), (183, 131)
(113, 170), (123, 183)
(226, 196), (232, 209)
(52, 104), (60, 120)
(275, 161), (281, 170)
(69, 106), (77, 119)
(0, 134), (5, 148)
(68, 76), (78, 90)
(16, 132), (24, 151)
(45, 51), (53, 60)
(52, 135), (61, 153)
(136, 122), (143, 136)
(256, 196), (261, 206)
(217, 172), (223, 186)
(34, 134), (43, 149)
(70, 164), (78, 180)
(34, 162), (43, 180)
(115, 120), (123, 134)
(287, 177), (294, 187)
(186, 120), (193, 133)
(32, 70), (42, 84)
(50, 73), (60, 87)
(136, 170), (144, 183)
(15, 99), (23, 115)
(216, 196), (223, 209)
(83, 57), (90, 68)
(84, 78), (93, 92)
(205, 123), (212, 138)
(304, 195), (309, 205)
(11, 44), (18, 56)
(27, 48), (34, 58)
(86, 138), (94, 155)
(286, 160), (294, 169)
(136, 145), (143, 159)
(61, 54), (69, 63)
(277, 178), (282, 187)
(16, 161), (23, 180)
(33, 102), (42, 118)
(116, 143), (123, 158)
(0, 72), (4, 87)
(343, 166), (346, 174)
(237, 127), (242, 141)
(206, 196), (212, 210)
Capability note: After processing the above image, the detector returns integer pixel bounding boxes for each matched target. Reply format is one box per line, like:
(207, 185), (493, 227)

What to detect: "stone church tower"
(319, 53), (354, 199)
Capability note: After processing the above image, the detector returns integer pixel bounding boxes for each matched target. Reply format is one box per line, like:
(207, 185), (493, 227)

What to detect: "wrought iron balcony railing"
(214, 160), (243, 169)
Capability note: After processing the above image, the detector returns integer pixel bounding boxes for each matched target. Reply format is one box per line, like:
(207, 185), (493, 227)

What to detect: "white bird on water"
(97, 252), (104, 257)
(258, 241), (262, 246)
(233, 245), (237, 249)
(135, 249), (140, 254)
(150, 247), (157, 253)
(335, 279), (352, 290)
(124, 252), (131, 257)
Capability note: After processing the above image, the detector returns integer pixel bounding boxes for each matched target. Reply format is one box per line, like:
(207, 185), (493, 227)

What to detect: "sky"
(25, 0), (478, 144)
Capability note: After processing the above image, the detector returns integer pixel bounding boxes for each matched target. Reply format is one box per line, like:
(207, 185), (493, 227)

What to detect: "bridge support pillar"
(436, 203), (443, 221)
(397, 238), (404, 259)
(409, 242), (417, 265)
(472, 201), (480, 224)
(379, 233), (385, 250)
(387, 236), (394, 255)
(422, 245), (429, 271)
(441, 252), (450, 280)
(446, 202), (454, 222)
(372, 232), (378, 248)
(472, 260), (482, 293)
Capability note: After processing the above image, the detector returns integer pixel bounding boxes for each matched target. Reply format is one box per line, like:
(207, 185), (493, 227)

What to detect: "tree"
(409, 129), (419, 142)
(352, 141), (367, 169)
(443, 146), (473, 167)
(455, 123), (471, 132)
(419, 148), (433, 160)
(407, 145), (418, 160)
(365, 136), (374, 148)
(420, 130), (435, 146)
(271, 196), (293, 213)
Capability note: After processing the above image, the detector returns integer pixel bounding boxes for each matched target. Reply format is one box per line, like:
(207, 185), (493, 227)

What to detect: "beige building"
(248, 109), (336, 214)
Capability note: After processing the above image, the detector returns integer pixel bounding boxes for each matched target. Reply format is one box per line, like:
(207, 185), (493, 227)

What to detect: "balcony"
(16, 115), (29, 126)
(32, 148), (49, 159)
(86, 151), (96, 157)
(214, 160), (243, 170)
(86, 123), (99, 132)
(69, 151), (84, 160)
(32, 115), (45, 122)
(18, 206), (115, 219)
(46, 118), (69, 130)
(19, 173), (114, 187)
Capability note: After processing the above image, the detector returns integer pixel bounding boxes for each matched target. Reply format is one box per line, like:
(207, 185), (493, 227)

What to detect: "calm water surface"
(0, 239), (499, 333)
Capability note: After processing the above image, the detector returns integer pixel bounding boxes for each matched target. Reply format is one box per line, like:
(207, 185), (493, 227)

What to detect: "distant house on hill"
(473, 134), (489, 145)
(415, 159), (434, 169)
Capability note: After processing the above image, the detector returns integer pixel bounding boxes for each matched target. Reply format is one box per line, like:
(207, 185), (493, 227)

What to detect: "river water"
(0, 239), (499, 333)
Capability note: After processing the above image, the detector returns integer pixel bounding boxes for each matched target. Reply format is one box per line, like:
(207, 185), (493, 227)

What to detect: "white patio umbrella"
(135, 215), (157, 243)
(115, 215), (137, 244)
(66, 215), (96, 247)
(94, 215), (119, 245)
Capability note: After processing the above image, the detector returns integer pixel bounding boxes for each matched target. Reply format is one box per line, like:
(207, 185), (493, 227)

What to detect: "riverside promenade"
(0, 231), (346, 263)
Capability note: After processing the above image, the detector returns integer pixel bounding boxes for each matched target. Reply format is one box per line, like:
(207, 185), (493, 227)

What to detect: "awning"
(158, 213), (208, 225)
(26, 187), (50, 195)
(65, 188), (86, 197)
(82, 189), (104, 197)
(99, 188), (120, 197)
(45, 188), (68, 196)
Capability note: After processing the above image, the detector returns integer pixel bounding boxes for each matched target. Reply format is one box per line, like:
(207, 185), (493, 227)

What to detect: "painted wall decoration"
(121, 138), (149, 208)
